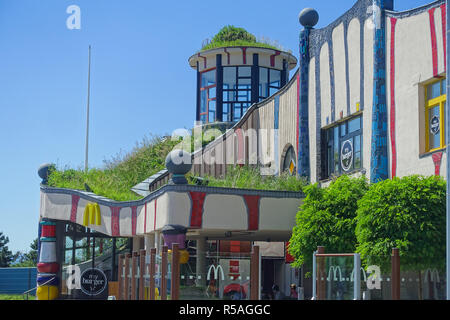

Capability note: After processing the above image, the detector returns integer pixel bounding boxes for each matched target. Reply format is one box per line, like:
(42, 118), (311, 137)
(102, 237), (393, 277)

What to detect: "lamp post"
(85, 45), (91, 172)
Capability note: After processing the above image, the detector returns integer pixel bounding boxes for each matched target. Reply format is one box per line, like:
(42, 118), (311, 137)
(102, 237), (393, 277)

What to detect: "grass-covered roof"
(200, 25), (281, 51)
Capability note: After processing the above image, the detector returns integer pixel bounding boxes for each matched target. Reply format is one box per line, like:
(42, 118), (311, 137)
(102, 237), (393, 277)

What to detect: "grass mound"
(48, 135), (179, 201)
(196, 165), (307, 192)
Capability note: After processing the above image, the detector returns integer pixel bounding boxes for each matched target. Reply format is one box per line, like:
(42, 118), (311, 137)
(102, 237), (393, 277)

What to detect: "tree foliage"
(11, 239), (38, 267)
(211, 25), (256, 44)
(289, 175), (369, 268)
(0, 232), (14, 267)
(356, 175), (446, 272)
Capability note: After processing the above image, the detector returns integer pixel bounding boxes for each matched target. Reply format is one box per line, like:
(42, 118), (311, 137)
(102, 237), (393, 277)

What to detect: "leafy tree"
(0, 232), (15, 267)
(11, 239), (38, 267)
(288, 175), (369, 268)
(211, 25), (256, 44)
(356, 175), (446, 299)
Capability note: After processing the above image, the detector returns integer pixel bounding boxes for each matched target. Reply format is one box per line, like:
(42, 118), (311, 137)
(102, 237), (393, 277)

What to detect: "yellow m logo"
(83, 203), (101, 226)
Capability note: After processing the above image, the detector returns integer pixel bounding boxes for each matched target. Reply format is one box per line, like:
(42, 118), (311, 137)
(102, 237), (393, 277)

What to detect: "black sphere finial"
(165, 149), (192, 185)
(38, 163), (55, 185)
(299, 8), (319, 28)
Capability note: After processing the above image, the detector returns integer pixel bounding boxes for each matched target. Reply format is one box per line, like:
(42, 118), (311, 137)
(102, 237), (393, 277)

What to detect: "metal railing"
(22, 276), (57, 300)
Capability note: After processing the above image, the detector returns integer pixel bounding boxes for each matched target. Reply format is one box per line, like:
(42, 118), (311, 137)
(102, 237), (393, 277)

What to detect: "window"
(200, 69), (216, 123)
(258, 67), (281, 101)
(223, 66), (252, 122)
(425, 79), (446, 152)
(322, 116), (362, 179)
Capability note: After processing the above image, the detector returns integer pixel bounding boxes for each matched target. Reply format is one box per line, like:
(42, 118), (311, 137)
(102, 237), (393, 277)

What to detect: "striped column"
(36, 220), (59, 300)
(370, 0), (392, 183)
(297, 28), (311, 180)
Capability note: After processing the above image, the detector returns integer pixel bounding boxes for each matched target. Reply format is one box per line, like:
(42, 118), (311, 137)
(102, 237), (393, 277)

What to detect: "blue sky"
(0, 0), (435, 253)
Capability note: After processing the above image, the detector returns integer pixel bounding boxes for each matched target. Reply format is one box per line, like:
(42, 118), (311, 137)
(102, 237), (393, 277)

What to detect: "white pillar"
(145, 235), (155, 254)
(154, 231), (161, 254)
(196, 237), (206, 287)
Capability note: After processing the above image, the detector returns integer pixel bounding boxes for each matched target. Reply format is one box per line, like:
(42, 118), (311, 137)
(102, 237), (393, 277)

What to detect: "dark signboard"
(80, 268), (108, 297)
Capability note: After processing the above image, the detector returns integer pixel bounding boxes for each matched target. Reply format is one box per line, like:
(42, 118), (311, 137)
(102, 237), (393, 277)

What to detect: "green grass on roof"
(200, 25), (282, 52)
(48, 135), (179, 201)
(201, 39), (278, 51)
(191, 165), (307, 192)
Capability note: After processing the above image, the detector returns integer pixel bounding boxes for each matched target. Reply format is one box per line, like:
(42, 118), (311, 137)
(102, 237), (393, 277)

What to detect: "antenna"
(85, 45), (91, 172)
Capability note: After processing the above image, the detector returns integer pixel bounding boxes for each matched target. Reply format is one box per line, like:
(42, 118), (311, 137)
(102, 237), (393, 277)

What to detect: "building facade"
(36, 0), (449, 300)
(191, 0), (448, 186)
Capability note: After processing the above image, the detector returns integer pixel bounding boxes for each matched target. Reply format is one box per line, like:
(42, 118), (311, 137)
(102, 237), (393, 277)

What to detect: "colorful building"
(37, 0), (448, 300)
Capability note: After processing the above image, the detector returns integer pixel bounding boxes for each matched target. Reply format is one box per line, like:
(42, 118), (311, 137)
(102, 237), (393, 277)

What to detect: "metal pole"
(85, 45), (91, 172)
(391, 248), (400, 300)
(353, 253), (361, 300)
(312, 250), (316, 300)
(446, 0), (450, 300)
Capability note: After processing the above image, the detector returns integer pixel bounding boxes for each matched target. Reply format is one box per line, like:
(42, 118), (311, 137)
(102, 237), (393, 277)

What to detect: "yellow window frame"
(425, 86), (446, 152)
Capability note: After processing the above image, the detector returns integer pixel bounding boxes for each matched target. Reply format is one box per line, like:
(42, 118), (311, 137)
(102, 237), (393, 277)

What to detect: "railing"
(117, 244), (261, 300)
(22, 276), (57, 300)
(312, 246), (401, 300)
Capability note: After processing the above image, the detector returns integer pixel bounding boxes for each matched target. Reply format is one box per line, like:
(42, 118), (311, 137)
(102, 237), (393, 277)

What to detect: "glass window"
(425, 78), (446, 152)
(348, 117), (361, 133)
(259, 67), (268, 99)
(269, 69), (281, 88)
(427, 81), (442, 100)
(239, 66), (251, 77)
(322, 116), (363, 179)
(269, 87), (278, 97)
(223, 67), (236, 89)
(428, 105), (441, 150)
(200, 69), (217, 124)
(201, 70), (216, 87)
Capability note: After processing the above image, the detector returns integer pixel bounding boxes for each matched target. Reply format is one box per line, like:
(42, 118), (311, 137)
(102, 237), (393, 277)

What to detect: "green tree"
(0, 232), (14, 267)
(211, 25), (256, 44)
(355, 175), (446, 298)
(288, 175), (369, 268)
(11, 239), (38, 267)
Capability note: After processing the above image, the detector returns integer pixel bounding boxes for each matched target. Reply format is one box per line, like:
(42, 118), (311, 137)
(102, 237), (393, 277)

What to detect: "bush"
(211, 25), (256, 43)
(356, 175), (446, 273)
(200, 165), (307, 192)
(288, 175), (369, 268)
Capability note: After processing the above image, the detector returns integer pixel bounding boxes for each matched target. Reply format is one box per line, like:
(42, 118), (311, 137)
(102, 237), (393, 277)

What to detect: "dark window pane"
(429, 105), (441, 149)
(201, 70), (216, 87)
(238, 66), (251, 77)
(348, 117), (361, 133)
(223, 67), (236, 90)
(340, 123), (347, 137)
(354, 152), (361, 169)
(269, 69), (281, 87)
(354, 134), (361, 153)
(200, 90), (207, 113)
(259, 67), (268, 97)
(209, 87), (216, 99)
(238, 78), (251, 86)
(427, 81), (441, 100)
(223, 90), (235, 102)
(269, 87), (278, 96)
(334, 127), (339, 172)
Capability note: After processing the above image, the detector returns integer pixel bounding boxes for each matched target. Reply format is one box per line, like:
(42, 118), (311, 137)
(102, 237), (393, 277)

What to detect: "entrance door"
(261, 259), (274, 299)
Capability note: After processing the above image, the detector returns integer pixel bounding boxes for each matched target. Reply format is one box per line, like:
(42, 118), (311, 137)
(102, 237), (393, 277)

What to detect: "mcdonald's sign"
(207, 264), (225, 281)
(83, 203), (101, 227)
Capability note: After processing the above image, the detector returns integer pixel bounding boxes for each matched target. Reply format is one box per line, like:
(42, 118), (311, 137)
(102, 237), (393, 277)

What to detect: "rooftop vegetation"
(47, 131), (306, 201)
(200, 25), (281, 51)
(195, 165), (307, 192)
(48, 135), (179, 201)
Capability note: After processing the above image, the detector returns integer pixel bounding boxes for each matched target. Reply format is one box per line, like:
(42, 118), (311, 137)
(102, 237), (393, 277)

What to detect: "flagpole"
(85, 45), (91, 172)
